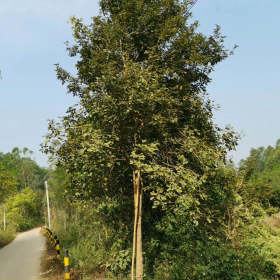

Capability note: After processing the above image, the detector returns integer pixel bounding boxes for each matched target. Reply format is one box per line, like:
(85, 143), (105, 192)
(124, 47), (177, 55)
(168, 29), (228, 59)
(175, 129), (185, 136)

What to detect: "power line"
(187, 0), (199, 13)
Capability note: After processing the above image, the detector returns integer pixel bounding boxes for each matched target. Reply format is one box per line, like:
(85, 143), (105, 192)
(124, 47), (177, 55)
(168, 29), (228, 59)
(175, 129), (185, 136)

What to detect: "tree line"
(0, 148), (46, 245)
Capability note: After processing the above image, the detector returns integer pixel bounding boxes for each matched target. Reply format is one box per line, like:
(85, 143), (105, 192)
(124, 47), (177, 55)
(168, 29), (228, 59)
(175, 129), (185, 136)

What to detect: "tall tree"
(0, 163), (17, 203)
(43, 1), (237, 278)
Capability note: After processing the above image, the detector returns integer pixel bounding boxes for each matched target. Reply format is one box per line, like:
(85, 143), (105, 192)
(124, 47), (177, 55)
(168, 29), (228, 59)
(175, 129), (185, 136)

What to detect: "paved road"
(0, 228), (45, 280)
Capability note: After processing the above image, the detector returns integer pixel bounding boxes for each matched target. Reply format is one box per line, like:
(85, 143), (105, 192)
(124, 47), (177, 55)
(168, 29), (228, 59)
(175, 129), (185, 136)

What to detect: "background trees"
(239, 140), (280, 209)
(0, 147), (47, 190)
(0, 163), (17, 204)
(0, 148), (45, 244)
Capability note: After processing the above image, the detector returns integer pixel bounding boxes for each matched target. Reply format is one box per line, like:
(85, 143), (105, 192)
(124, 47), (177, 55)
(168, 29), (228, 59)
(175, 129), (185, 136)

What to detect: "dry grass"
(264, 213), (280, 230)
(39, 229), (114, 280)
(0, 239), (12, 249)
(39, 236), (106, 280)
(0, 231), (16, 249)
(40, 236), (66, 280)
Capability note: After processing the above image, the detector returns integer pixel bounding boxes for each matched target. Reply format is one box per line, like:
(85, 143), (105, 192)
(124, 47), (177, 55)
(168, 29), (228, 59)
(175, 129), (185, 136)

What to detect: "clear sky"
(0, 0), (279, 167)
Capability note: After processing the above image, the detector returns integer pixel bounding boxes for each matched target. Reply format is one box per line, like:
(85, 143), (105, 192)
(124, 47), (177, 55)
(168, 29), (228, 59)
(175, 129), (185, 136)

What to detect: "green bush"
(51, 204), (132, 278)
(152, 243), (278, 280)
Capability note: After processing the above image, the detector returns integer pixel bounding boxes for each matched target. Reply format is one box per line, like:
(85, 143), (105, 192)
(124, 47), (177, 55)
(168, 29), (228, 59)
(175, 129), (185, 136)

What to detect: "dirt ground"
(40, 239), (66, 280)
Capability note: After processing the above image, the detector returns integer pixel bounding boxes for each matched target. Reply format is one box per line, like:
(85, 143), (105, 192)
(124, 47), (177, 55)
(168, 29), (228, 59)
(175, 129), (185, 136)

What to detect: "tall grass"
(50, 206), (131, 280)
(0, 230), (15, 248)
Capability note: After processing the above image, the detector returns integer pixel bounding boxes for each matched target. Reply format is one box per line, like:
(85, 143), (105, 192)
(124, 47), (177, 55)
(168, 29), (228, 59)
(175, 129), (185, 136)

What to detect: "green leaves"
(240, 139), (280, 208)
(0, 149), (45, 234)
(5, 187), (43, 232)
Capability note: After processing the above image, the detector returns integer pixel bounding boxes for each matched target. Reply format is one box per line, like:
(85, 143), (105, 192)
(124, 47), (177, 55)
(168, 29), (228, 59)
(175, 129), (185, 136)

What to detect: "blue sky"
(0, 0), (279, 166)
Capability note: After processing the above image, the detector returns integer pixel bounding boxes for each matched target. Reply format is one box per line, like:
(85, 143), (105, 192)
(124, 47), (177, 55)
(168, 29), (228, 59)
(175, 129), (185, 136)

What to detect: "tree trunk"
(136, 177), (143, 279)
(131, 172), (138, 280)
(131, 169), (143, 280)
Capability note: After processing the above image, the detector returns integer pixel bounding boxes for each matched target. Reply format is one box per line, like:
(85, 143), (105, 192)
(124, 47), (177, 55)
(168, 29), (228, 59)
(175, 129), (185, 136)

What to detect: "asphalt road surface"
(0, 228), (44, 280)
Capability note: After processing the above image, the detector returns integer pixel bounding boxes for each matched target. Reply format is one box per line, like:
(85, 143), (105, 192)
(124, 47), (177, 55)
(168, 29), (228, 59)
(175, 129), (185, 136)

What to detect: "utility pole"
(45, 181), (51, 230)
(3, 206), (6, 231)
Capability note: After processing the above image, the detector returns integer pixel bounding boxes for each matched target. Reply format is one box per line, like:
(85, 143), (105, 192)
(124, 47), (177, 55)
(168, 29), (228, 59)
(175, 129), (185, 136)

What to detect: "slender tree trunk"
(136, 177), (143, 279)
(131, 170), (143, 280)
(64, 211), (67, 231)
(131, 171), (138, 280)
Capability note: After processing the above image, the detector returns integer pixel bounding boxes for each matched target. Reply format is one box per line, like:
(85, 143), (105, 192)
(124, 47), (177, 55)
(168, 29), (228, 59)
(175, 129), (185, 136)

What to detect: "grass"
(0, 230), (15, 249)
(39, 227), (131, 280)
(39, 234), (124, 280)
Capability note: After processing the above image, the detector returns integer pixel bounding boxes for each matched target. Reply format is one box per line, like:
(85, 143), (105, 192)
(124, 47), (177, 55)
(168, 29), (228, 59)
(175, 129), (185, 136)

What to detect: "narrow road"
(0, 228), (45, 280)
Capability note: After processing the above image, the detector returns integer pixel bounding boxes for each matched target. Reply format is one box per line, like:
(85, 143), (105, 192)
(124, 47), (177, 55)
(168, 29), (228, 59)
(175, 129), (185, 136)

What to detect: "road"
(0, 228), (45, 280)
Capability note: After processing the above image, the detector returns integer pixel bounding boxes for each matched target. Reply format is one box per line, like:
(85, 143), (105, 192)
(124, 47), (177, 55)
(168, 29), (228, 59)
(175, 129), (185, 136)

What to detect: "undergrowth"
(0, 230), (15, 248)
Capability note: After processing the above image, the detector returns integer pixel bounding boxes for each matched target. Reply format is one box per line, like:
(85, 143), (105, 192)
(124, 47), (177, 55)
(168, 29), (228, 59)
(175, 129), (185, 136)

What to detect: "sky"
(0, 0), (279, 167)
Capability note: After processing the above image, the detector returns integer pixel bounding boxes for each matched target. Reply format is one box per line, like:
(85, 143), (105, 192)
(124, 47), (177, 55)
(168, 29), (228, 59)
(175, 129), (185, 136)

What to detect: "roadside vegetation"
(0, 148), (46, 247)
(40, 1), (280, 279)
(0, 230), (15, 248)
(40, 232), (65, 280)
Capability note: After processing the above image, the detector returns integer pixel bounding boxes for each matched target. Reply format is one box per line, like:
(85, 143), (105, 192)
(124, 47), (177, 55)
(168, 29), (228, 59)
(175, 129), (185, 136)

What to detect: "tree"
(0, 163), (17, 203)
(0, 148), (47, 191)
(42, 1), (238, 278)
(5, 187), (43, 231)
